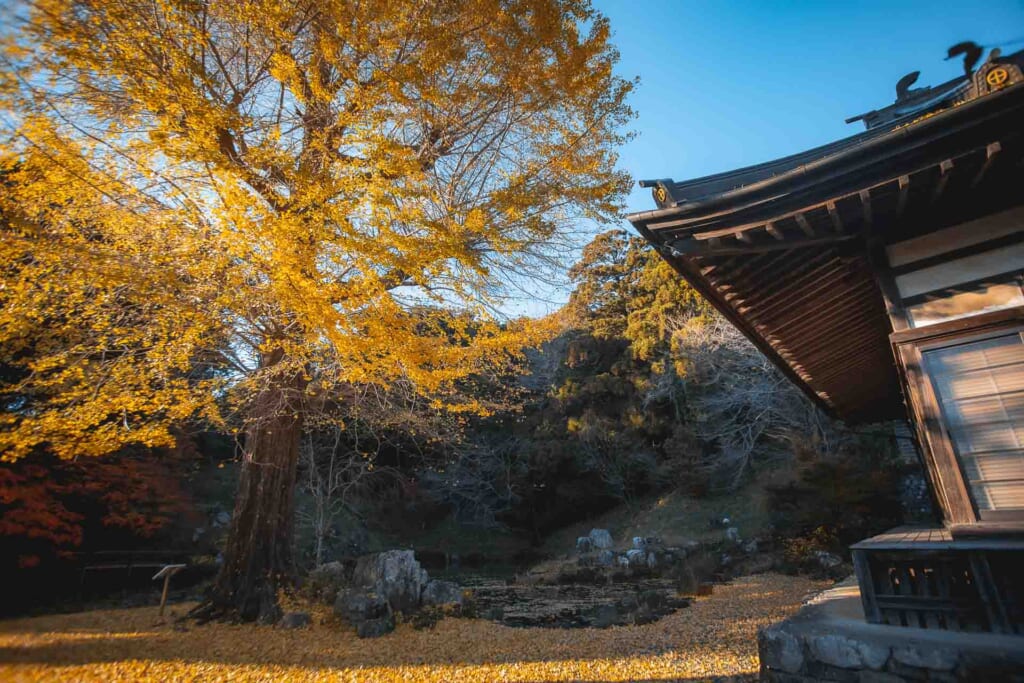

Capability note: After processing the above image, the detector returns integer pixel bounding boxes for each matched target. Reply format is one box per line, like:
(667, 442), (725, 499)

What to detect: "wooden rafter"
(859, 189), (873, 227)
(826, 201), (843, 233)
(897, 174), (911, 216)
(628, 91), (1024, 424)
(795, 213), (815, 237)
(971, 141), (1002, 187)
(931, 158), (954, 203)
(667, 233), (855, 257)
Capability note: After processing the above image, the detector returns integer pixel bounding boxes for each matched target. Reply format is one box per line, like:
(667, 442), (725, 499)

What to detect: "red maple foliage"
(0, 445), (196, 570)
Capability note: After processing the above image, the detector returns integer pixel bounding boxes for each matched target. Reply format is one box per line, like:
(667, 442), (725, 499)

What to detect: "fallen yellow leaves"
(0, 574), (826, 682)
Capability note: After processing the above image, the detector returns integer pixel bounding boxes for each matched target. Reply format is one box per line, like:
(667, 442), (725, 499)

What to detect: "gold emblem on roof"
(986, 67), (1009, 87)
(654, 186), (667, 203)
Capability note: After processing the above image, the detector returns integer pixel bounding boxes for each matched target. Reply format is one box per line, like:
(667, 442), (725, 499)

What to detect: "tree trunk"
(314, 529), (324, 569)
(196, 351), (306, 623)
(313, 492), (327, 568)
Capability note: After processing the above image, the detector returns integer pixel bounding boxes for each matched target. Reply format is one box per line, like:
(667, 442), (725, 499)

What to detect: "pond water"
(456, 575), (691, 629)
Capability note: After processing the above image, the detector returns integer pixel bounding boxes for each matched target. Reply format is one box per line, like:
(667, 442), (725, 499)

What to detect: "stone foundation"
(758, 577), (1024, 682)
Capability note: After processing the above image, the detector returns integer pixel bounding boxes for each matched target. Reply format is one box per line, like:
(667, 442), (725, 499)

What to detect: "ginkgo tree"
(0, 0), (633, 620)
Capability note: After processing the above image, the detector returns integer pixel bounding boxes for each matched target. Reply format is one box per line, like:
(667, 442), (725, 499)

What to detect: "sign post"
(152, 564), (186, 617)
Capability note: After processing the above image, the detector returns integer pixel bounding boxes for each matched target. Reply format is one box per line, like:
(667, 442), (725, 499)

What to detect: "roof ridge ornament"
(976, 48), (1020, 95)
(896, 71), (921, 101)
(847, 43), (1023, 130)
(946, 41), (983, 77)
(639, 178), (677, 208)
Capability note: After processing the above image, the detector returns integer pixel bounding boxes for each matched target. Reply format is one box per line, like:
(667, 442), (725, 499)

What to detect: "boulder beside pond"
(632, 536), (663, 550)
(625, 548), (646, 568)
(352, 549), (427, 614)
(334, 588), (394, 638)
(422, 579), (463, 608)
(328, 550), (468, 637)
(306, 560), (351, 603)
(588, 528), (613, 549)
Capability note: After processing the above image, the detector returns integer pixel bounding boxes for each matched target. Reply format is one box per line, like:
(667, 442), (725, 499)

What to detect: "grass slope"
(541, 483), (771, 556)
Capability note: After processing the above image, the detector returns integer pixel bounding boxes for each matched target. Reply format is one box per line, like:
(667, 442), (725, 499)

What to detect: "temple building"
(629, 46), (1024, 680)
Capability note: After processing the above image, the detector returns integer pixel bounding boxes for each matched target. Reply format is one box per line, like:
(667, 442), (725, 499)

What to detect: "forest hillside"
(0, 229), (927, 615)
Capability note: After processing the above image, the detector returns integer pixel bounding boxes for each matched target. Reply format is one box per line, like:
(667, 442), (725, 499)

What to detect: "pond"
(455, 574), (692, 629)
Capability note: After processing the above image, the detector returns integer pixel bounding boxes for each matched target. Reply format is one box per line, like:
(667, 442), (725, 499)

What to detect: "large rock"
(588, 528), (613, 550)
(307, 560), (351, 604)
(632, 536), (663, 550)
(352, 550), (428, 614)
(758, 625), (804, 674)
(422, 579), (463, 608)
(334, 589), (395, 638)
(595, 549), (616, 567)
(311, 560), (349, 579)
(625, 548), (646, 568)
(335, 589), (389, 622)
(576, 536), (593, 553)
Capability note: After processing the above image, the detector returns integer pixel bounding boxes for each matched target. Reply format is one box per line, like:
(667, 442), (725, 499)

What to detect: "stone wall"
(760, 624), (1024, 682)
(757, 580), (1024, 682)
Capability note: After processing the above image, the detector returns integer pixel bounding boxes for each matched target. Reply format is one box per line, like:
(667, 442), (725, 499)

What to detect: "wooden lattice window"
(921, 329), (1024, 521)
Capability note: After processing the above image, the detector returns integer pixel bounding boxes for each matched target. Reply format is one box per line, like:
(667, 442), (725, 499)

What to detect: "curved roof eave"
(628, 81), (1024, 229)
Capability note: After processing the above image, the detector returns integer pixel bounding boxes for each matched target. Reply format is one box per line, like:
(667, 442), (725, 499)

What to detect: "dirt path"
(0, 573), (826, 682)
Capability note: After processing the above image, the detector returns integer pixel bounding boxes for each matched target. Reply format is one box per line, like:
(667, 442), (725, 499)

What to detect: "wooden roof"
(629, 73), (1024, 423)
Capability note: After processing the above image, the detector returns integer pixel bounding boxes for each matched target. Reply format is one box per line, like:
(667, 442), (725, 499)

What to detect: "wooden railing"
(851, 526), (1024, 634)
(71, 550), (215, 599)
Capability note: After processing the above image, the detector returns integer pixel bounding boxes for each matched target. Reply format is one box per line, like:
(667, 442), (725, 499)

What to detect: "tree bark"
(194, 350), (307, 623)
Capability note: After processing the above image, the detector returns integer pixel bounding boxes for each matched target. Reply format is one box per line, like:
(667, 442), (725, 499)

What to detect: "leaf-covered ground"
(0, 573), (825, 683)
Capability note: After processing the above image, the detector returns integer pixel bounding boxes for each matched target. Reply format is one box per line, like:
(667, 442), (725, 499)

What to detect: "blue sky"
(597, 0), (1024, 215)
(511, 1), (1024, 316)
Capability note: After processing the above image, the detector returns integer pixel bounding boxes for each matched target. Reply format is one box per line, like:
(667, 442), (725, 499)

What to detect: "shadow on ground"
(0, 574), (821, 682)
